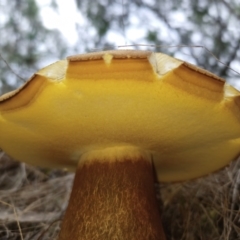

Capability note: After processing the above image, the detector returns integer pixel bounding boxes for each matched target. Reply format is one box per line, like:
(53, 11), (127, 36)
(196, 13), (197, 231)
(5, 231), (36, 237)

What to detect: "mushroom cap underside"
(1, 50), (240, 182)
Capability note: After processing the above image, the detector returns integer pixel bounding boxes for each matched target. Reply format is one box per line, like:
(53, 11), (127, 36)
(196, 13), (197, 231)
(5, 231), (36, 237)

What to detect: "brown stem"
(58, 157), (166, 240)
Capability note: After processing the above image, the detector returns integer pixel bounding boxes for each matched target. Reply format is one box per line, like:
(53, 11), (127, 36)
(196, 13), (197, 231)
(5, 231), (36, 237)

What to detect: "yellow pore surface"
(1, 50), (240, 182)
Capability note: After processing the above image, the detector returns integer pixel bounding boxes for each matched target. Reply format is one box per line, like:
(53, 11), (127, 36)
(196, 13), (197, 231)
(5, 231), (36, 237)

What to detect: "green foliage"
(86, 2), (110, 37)
(0, 0), (67, 94)
(1, 0), (240, 93)
(146, 30), (158, 43)
(75, 0), (240, 80)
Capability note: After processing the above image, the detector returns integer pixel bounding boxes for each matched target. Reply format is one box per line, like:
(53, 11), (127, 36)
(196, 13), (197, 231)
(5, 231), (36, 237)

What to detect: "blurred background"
(0, 0), (240, 95)
(0, 0), (240, 239)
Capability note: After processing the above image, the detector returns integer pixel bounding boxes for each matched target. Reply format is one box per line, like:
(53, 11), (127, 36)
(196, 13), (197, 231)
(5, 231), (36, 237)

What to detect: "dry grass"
(0, 151), (240, 240)
(160, 160), (240, 240)
(0, 152), (73, 240)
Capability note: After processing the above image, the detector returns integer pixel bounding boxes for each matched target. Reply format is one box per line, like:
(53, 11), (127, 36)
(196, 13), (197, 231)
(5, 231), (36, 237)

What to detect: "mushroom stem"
(58, 156), (166, 240)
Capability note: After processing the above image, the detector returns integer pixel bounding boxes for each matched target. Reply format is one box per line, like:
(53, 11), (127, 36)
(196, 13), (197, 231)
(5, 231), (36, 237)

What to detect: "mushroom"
(1, 50), (240, 239)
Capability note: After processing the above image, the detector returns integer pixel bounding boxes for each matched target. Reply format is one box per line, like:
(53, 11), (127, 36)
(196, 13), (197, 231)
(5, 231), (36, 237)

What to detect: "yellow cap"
(1, 50), (240, 182)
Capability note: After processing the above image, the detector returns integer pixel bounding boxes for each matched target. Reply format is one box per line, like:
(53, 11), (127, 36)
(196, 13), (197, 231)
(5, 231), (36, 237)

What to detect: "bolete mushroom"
(1, 50), (240, 239)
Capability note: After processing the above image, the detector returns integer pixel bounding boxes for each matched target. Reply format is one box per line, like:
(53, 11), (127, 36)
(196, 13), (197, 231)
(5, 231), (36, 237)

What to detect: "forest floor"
(0, 151), (240, 240)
